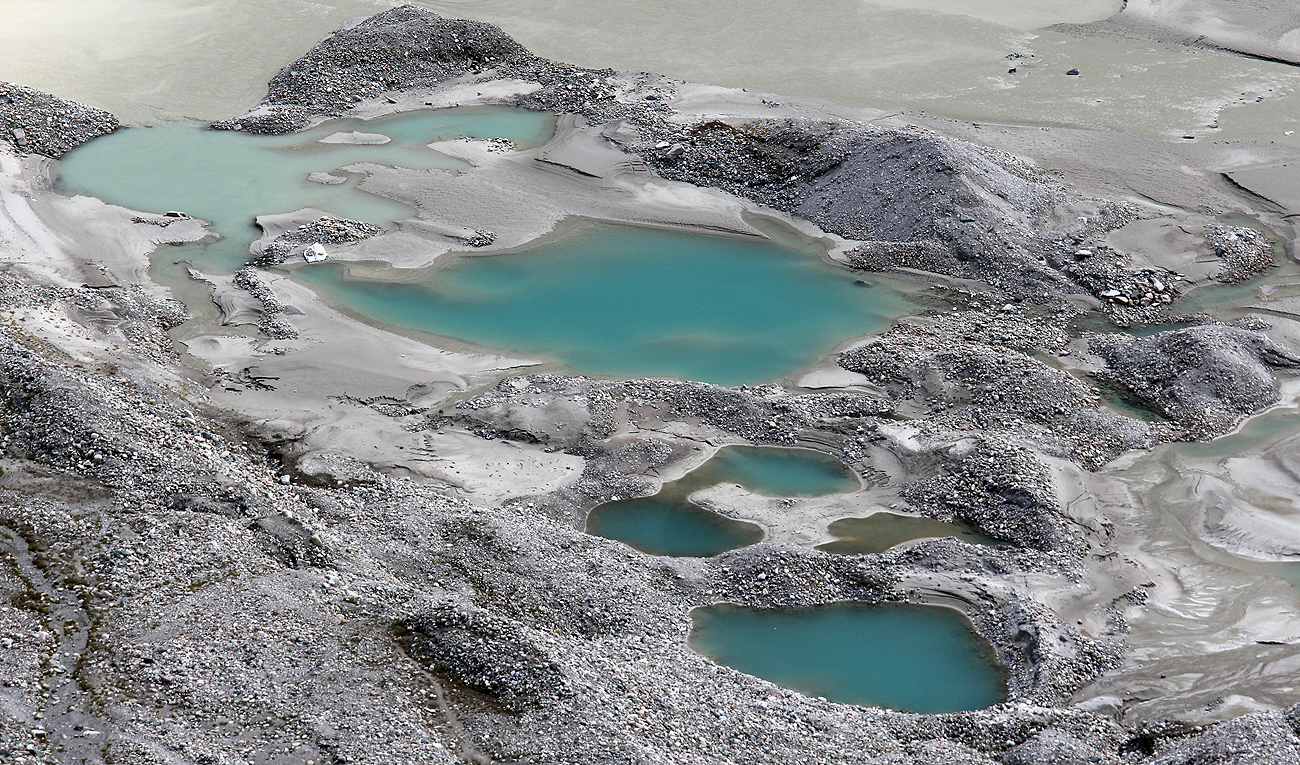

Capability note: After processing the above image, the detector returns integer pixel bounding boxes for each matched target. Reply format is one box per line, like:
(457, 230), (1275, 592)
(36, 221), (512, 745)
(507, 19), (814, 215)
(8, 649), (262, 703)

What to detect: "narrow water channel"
(816, 513), (1000, 555)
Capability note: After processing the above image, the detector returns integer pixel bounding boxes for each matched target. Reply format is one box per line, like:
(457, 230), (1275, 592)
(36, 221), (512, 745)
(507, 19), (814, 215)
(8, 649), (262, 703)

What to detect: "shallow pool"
(301, 225), (912, 384)
(55, 106), (557, 270)
(689, 446), (863, 497)
(689, 602), (1006, 713)
(587, 446), (858, 556)
(816, 513), (1000, 555)
(586, 495), (764, 558)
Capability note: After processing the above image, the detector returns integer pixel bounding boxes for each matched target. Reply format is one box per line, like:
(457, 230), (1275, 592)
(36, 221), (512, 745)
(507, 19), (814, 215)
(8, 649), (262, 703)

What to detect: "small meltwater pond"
(587, 446), (859, 557)
(817, 513), (1001, 555)
(689, 602), (1007, 714)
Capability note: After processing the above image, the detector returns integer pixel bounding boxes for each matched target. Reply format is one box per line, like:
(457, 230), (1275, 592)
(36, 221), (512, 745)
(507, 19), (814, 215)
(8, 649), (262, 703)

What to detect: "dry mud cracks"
(3, 5), (1300, 765)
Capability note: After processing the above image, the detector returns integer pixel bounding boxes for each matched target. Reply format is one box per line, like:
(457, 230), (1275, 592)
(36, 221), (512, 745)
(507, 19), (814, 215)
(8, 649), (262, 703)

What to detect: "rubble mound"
(0, 80), (117, 158)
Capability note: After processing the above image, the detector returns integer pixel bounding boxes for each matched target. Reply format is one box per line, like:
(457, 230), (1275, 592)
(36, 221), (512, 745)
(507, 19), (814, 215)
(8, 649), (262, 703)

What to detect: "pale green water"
(689, 602), (1007, 713)
(587, 446), (858, 557)
(55, 106), (557, 270)
(587, 497), (764, 559)
(816, 513), (1001, 555)
(299, 225), (913, 384)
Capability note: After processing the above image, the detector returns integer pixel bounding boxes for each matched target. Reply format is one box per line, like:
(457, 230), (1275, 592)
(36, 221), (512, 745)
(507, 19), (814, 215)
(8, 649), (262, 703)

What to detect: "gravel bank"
(0, 81), (117, 159)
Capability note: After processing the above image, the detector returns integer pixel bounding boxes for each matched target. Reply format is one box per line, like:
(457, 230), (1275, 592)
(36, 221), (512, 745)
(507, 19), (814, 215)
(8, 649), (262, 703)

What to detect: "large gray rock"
(213, 6), (538, 134)
(838, 314), (1152, 468)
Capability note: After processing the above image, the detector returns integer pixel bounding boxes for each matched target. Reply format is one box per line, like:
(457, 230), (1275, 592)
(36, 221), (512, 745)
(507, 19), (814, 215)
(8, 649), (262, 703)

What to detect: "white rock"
(304, 243), (328, 263)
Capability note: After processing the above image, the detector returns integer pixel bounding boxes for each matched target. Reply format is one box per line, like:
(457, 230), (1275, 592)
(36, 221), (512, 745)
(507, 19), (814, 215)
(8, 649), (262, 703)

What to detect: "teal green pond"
(587, 497), (764, 559)
(55, 106), (558, 271)
(689, 602), (1007, 713)
(586, 446), (859, 557)
(690, 446), (863, 498)
(300, 224), (912, 384)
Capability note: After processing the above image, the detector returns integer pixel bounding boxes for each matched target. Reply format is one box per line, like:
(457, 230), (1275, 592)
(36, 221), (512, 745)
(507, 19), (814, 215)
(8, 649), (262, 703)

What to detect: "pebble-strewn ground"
(4, 6), (1300, 764)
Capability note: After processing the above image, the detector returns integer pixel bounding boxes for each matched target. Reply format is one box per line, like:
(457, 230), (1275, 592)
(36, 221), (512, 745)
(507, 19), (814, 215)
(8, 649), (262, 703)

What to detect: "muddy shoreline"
(3, 5), (1300, 764)
(1053, 0), (1300, 67)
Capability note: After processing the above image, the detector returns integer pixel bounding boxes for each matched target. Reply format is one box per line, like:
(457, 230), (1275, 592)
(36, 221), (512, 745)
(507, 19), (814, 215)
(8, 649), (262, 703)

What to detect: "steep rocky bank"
(0, 81), (117, 159)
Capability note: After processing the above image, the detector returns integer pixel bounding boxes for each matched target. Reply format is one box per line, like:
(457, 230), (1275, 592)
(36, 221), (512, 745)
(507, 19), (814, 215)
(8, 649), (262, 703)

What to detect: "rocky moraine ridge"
(0, 82), (118, 159)
(3, 6), (1300, 765)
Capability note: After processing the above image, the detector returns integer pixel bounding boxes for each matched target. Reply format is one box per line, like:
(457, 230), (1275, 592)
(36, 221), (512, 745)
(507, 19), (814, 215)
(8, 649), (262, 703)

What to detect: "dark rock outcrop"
(397, 602), (571, 710)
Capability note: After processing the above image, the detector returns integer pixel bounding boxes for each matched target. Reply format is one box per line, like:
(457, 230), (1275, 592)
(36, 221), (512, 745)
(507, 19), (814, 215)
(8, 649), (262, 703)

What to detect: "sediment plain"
(2, 4), (1300, 764)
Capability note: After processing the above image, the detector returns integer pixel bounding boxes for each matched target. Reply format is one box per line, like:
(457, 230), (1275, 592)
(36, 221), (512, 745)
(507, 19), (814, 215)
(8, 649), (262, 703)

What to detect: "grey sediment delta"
(1, 4), (1300, 764)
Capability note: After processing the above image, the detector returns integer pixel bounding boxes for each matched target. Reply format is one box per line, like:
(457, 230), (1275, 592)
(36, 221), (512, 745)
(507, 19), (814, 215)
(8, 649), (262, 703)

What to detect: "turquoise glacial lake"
(301, 224), (912, 384)
(58, 105), (913, 383)
(55, 106), (557, 270)
(689, 602), (1007, 713)
(587, 446), (859, 556)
